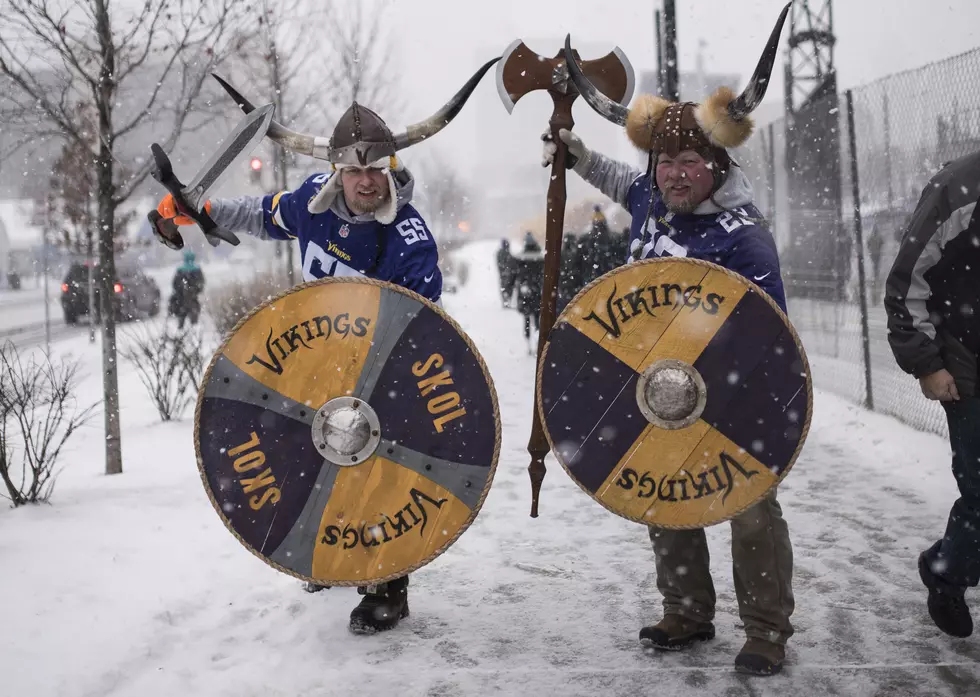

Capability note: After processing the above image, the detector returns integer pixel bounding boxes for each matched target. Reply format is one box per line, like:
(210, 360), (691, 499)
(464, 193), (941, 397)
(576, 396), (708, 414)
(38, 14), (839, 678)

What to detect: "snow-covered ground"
(2, 240), (978, 697)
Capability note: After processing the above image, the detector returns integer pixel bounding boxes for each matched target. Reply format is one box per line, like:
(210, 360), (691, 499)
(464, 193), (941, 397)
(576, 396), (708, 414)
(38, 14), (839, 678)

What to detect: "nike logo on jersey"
(424, 273), (436, 283)
(753, 272), (771, 281)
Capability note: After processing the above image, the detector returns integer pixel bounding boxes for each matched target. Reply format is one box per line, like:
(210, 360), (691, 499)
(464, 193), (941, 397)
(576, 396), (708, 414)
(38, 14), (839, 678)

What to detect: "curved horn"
(563, 34), (629, 126)
(727, 2), (791, 121)
(212, 73), (331, 160)
(392, 57), (500, 151)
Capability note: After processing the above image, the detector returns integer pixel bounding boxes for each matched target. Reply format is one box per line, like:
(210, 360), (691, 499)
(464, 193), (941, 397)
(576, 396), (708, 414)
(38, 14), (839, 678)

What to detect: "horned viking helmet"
(213, 57), (499, 166)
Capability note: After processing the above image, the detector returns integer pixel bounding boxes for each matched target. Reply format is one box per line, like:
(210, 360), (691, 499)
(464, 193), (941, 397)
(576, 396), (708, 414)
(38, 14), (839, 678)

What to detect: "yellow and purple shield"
(537, 258), (812, 529)
(195, 278), (500, 585)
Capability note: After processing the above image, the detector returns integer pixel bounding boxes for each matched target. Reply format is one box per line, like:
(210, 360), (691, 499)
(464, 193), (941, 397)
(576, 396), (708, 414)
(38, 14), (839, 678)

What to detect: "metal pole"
(654, 10), (664, 97)
(767, 121), (777, 226)
(88, 251), (96, 343)
(663, 0), (679, 102)
(87, 218), (96, 344)
(845, 89), (874, 411)
(883, 90), (894, 208)
(42, 203), (51, 354)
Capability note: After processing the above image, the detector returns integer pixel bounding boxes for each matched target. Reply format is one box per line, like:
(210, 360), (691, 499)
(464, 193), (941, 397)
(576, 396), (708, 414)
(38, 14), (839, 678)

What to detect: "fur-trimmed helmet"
(565, 3), (790, 178)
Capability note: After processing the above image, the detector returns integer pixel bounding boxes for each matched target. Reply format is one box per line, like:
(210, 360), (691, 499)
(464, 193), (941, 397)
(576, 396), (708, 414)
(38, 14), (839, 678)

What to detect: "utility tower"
(784, 0), (836, 113)
(782, 0), (846, 300)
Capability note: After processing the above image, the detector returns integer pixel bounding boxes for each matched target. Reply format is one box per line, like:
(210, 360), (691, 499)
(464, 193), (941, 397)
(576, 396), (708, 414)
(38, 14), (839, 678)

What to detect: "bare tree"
(120, 324), (206, 422)
(205, 268), (291, 338)
(31, 123), (137, 256)
(418, 154), (473, 242)
(233, 0), (330, 284)
(0, 341), (98, 506)
(319, 1), (402, 119)
(232, 0), (402, 284)
(0, 0), (244, 475)
(29, 121), (136, 343)
(32, 123), (97, 256)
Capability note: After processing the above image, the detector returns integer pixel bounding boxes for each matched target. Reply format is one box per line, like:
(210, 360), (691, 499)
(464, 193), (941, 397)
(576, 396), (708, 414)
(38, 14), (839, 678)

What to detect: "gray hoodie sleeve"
(572, 151), (644, 208)
(208, 196), (273, 240)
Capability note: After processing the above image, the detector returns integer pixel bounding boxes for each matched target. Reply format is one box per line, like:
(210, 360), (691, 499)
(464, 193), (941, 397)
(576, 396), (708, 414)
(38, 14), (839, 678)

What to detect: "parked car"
(61, 262), (161, 324)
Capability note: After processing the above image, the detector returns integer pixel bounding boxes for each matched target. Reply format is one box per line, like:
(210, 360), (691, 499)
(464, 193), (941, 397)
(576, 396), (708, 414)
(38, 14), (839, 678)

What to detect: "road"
(0, 259), (262, 350)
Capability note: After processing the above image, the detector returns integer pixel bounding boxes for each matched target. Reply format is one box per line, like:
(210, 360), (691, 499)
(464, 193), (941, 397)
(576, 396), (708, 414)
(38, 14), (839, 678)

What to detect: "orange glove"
(157, 194), (211, 226)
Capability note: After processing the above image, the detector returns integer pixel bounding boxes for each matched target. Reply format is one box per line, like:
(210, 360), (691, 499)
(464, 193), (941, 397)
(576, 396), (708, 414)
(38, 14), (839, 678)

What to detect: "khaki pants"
(648, 491), (795, 645)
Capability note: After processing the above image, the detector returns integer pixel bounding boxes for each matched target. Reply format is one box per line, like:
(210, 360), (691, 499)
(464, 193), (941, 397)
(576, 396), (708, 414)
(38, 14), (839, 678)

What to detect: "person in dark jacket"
(557, 233), (581, 314)
(169, 249), (205, 329)
(495, 239), (518, 307)
(573, 205), (615, 286)
(544, 6), (791, 676)
(884, 150), (980, 640)
(513, 231), (544, 354)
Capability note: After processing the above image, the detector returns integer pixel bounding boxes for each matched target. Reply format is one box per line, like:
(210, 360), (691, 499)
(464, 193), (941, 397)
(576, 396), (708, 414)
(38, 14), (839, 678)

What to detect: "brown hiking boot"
(734, 638), (785, 676)
(639, 614), (715, 651)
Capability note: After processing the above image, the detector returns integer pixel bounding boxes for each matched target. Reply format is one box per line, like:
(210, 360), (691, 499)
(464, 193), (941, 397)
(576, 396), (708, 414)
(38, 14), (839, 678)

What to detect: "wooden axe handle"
(527, 93), (576, 518)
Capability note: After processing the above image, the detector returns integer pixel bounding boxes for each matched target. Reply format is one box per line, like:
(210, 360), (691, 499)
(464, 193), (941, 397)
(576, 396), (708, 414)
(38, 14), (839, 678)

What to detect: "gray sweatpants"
(648, 491), (795, 645)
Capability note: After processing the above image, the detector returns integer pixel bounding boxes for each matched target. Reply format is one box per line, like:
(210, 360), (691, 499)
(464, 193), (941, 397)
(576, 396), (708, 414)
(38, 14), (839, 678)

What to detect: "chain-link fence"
(736, 47), (980, 438)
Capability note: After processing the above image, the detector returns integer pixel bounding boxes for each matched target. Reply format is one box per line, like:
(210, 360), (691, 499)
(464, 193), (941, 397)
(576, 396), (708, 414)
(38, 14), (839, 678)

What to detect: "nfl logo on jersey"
(339, 224), (350, 238)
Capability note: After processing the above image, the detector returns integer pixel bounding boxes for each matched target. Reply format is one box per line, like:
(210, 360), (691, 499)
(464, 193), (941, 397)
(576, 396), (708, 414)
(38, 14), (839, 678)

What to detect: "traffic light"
(249, 157), (263, 185)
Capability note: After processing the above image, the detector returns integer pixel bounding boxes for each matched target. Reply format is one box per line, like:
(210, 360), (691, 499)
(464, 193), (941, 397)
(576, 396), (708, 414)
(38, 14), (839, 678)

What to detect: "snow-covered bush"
(0, 341), (98, 506)
(206, 269), (291, 337)
(120, 324), (206, 422)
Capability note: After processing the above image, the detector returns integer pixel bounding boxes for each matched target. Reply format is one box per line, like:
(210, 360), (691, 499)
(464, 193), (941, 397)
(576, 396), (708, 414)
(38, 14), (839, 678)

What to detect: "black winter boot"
(639, 614), (715, 651)
(919, 551), (973, 638)
(349, 576), (410, 634)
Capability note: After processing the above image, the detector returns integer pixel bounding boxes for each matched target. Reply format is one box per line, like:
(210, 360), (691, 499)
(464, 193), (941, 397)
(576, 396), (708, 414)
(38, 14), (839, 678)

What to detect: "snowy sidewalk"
(2, 240), (978, 697)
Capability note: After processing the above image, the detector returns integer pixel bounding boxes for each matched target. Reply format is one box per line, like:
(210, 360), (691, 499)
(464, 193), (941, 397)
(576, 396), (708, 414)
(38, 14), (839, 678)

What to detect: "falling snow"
(0, 242), (976, 696)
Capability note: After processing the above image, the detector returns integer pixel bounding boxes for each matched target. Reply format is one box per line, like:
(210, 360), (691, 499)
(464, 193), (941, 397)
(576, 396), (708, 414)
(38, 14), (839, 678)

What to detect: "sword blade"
(182, 103), (275, 210)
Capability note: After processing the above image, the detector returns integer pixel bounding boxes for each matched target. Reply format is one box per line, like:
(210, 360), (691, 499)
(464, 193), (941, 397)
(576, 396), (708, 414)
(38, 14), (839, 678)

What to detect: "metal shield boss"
(195, 279), (500, 585)
(538, 258), (812, 528)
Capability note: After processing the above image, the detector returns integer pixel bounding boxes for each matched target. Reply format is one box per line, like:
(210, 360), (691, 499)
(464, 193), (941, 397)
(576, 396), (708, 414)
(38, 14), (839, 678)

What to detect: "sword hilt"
(147, 210), (184, 250)
(149, 143), (241, 247)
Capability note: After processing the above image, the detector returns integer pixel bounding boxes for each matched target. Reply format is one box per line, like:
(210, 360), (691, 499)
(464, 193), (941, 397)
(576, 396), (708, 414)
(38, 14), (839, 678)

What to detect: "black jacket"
(513, 247), (544, 316)
(884, 151), (980, 395)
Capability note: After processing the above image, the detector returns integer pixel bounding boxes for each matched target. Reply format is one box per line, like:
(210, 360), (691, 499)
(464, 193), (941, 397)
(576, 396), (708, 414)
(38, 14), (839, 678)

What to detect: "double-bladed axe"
(496, 38), (634, 517)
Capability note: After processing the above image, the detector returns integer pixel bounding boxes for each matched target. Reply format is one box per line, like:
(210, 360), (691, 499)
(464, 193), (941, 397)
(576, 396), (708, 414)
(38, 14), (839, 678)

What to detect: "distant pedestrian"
(496, 239), (517, 307)
(513, 231), (544, 354)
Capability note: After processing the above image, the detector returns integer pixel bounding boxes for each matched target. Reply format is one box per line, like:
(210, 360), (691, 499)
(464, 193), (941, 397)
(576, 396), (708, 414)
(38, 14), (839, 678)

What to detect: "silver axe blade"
(496, 39), (524, 114)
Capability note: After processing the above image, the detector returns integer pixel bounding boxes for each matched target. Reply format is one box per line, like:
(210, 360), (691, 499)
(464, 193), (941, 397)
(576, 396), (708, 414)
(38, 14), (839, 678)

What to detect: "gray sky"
(381, 0), (980, 192)
(389, 0), (980, 98)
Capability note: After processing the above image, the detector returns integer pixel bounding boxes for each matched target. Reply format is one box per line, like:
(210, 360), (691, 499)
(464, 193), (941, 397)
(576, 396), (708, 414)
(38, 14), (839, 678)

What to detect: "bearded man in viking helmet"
(547, 6), (794, 676)
(152, 59), (497, 634)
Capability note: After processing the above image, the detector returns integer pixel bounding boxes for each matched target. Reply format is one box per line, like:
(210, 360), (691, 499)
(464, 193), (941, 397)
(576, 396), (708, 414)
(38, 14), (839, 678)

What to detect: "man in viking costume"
(152, 59), (497, 634)
(548, 6), (794, 675)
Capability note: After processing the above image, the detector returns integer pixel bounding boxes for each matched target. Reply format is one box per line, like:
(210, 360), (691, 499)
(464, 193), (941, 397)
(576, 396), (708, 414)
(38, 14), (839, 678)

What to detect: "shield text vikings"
(195, 278), (500, 585)
(537, 258), (812, 528)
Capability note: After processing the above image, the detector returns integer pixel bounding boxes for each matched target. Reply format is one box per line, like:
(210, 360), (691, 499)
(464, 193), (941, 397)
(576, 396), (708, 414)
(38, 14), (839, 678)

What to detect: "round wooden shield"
(195, 278), (500, 586)
(537, 258), (812, 529)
